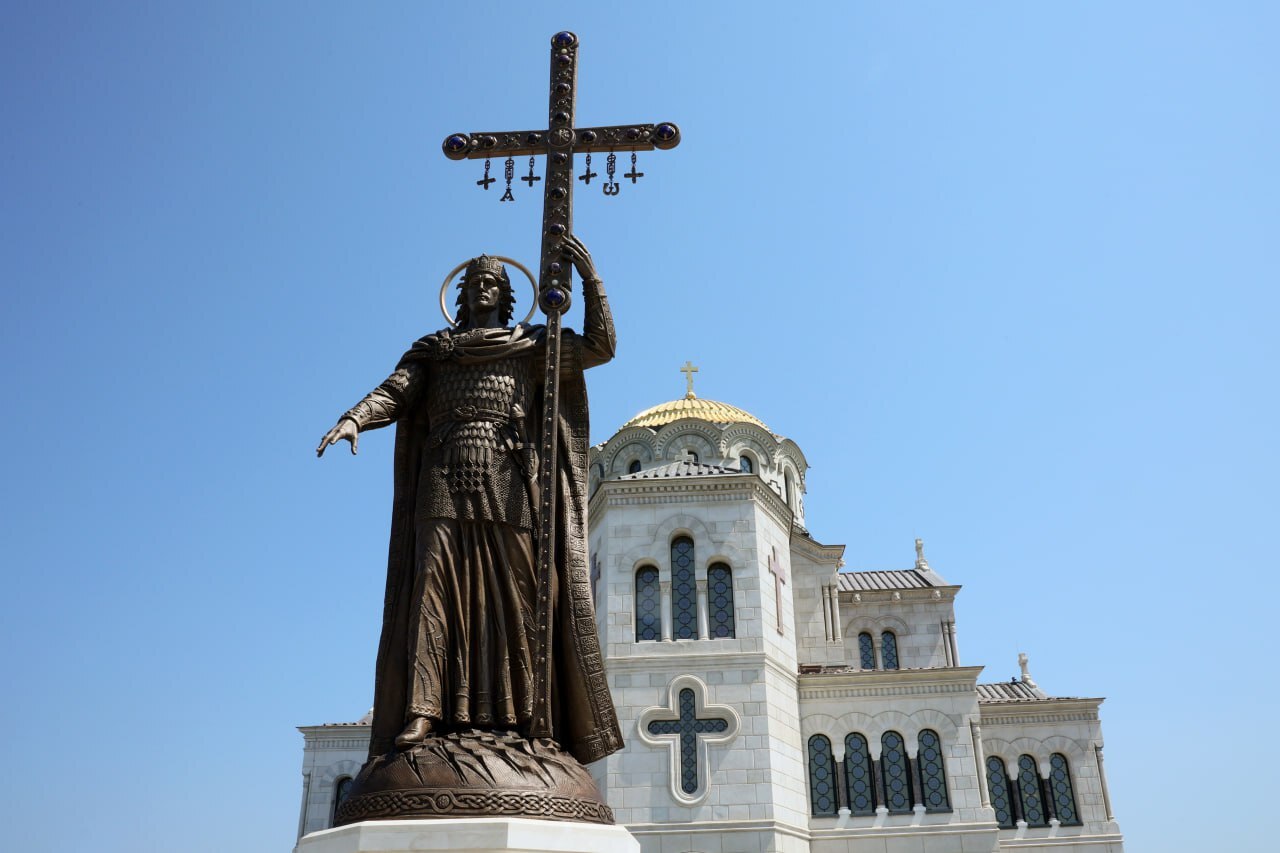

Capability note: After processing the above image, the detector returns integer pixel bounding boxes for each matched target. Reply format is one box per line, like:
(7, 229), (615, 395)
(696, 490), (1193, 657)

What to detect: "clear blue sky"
(2, 3), (1275, 851)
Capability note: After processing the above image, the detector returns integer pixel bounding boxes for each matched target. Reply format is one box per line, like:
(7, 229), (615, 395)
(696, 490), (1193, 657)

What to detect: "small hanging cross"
(500, 157), (515, 202)
(476, 158), (495, 190)
(521, 155), (542, 188)
(578, 152), (597, 185)
(624, 151), (645, 184)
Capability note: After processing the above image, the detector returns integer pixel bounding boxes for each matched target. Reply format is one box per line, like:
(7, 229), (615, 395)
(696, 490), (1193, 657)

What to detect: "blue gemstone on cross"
(445, 134), (467, 151)
(545, 288), (566, 307)
(553, 31), (576, 48)
(646, 688), (729, 795)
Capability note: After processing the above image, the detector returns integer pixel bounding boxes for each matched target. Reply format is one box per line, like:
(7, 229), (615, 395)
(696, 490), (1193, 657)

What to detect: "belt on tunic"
(438, 405), (513, 425)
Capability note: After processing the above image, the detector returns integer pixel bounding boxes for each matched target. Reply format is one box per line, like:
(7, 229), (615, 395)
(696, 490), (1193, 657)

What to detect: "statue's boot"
(395, 715), (434, 750)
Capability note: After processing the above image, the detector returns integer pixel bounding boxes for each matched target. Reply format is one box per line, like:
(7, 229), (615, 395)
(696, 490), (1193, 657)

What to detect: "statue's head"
(454, 255), (516, 328)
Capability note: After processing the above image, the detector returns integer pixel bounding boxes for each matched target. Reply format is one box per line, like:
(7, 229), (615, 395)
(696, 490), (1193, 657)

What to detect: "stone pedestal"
(295, 818), (640, 853)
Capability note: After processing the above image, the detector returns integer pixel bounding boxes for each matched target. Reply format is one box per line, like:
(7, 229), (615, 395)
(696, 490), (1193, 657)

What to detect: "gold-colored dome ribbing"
(622, 396), (768, 430)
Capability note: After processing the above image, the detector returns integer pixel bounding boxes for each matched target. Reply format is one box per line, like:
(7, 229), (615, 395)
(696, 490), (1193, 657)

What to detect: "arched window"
(783, 471), (795, 507)
(738, 454), (753, 474)
(707, 562), (735, 638)
(330, 776), (353, 826)
(684, 449), (699, 463)
(917, 730), (950, 811)
(807, 735), (837, 816)
(858, 632), (875, 669)
(843, 733), (876, 816)
(880, 731), (913, 813)
(1049, 754), (1080, 826)
(628, 459), (642, 474)
(635, 566), (660, 641)
(986, 756), (1015, 828)
(670, 537), (697, 640)
(1017, 754), (1048, 827)
(880, 631), (900, 670)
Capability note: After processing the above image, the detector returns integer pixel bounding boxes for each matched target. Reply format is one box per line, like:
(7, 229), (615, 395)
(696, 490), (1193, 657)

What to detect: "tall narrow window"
(880, 731), (913, 813)
(807, 735), (837, 816)
(330, 776), (353, 826)
(628, 459), (642, 474)
(671, 537), (698, 640)
(881, 631), (900, 670)
(986, 756), (1015, 829)
(635, 566), (660, 641)
(739, 455), (753, 474)
(1049, 754), (1080, 825)
(707, 562), (735, 638)
(844, 733), (876, 816)
(858, 632), (875, 669)
(917, 730), (950, 811)
(1017, 754), (1047, 827)
(784, 471), (796, 508)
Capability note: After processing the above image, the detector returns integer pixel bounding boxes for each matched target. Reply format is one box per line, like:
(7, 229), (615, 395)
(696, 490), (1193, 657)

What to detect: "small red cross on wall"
(768, 546), (788, 635)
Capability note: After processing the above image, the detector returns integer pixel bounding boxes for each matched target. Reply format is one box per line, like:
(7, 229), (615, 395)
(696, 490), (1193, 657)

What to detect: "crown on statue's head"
(465, 255), (507, 280)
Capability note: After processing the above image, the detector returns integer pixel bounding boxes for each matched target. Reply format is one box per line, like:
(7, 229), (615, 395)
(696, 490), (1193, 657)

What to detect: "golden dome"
(622, 393), (769, 430)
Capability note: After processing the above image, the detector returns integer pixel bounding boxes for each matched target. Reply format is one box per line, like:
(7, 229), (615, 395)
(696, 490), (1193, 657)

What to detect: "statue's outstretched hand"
(563, 234), (598, 281)
(317, 418), (359, 457)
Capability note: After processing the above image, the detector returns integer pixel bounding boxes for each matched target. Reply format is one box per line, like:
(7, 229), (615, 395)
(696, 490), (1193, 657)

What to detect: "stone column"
(1095, 745), (1115, 821)
(947, 620), (960, 666)
(297, 769), (312, 841)
(831, 588), (843, 641)
(821, 586), (833, 641)
(660, 581), (672, 642)
(696, 579), (709, 640)
(909, 744), (925, 810)
(970, 722), (989, 807)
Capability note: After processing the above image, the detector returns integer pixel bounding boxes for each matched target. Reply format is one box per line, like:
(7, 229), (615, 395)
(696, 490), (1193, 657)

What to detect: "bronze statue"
(317, 237), (622, 823)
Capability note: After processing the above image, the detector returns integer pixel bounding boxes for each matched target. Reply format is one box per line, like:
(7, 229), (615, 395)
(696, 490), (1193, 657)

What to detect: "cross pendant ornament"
(440, 32), (680, 739)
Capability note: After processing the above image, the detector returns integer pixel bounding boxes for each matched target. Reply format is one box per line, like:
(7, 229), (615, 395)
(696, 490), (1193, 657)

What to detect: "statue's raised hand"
(563, 235), (599, 281)
(317, 417), (359, 457)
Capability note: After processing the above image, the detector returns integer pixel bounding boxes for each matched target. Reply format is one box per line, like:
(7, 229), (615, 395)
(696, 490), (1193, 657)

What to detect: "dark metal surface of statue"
(315, 31), (679, 827)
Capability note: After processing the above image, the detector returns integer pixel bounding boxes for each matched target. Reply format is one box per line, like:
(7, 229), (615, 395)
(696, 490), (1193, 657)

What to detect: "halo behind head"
(438, 255), (538, 328)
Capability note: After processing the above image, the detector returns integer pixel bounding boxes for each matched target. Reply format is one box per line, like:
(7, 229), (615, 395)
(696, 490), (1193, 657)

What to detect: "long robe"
(346, 316), (622, 765)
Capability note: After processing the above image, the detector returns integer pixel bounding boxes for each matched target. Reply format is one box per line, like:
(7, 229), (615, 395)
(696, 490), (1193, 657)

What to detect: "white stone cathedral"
(297, 378), (1124, 853)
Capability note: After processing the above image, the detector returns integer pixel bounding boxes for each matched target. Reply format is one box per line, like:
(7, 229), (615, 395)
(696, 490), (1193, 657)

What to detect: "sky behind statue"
(1, 3), (1275, 851)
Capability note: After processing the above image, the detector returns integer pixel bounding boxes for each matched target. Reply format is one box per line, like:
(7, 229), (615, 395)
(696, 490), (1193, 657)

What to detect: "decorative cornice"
(839, 585), (960, 604)
(608, 649), (799, 685)
(790, 534), (845, 564)
(979, 697), (1104, 726)
(590, 474), (793, 532)
(798, 666), (984, 701)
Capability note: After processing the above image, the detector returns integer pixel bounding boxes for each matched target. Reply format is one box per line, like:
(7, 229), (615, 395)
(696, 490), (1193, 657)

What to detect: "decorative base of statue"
(296, 817), (639, 853)
(333, 731), (612, 826)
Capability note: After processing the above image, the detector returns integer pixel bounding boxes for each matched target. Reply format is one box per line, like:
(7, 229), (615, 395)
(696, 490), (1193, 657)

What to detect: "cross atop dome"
(680, 361), (699, 399)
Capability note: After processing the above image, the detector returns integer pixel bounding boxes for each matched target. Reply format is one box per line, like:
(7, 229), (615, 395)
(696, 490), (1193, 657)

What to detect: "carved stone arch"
(800, 712), (841, 744)
(844, 614), (910, 639)
(1039, 735), (1091, 773)
(653, 513), (724, 560)
(980, 737), (1020, 770)
(653, 418), (721, 459)
(777, 437), (810, 478)
(865, 710), (916, 758)
(600, 426), (657, 469)
(605, 435), (657, 474)
(831, 710), (879, 761)
(720, 423), (778, 460)
(702, 541), (750, 577)
(907, 709), (961, 746)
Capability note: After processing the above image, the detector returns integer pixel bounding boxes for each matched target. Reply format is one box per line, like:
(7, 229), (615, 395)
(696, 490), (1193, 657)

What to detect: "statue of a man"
(317, 236), (622, 765)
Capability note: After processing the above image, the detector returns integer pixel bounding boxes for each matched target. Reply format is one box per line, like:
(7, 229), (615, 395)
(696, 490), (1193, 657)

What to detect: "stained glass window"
(707, 562), (735, 638)
(881, 731), (913, 813)
(986, 756), (1014, 828)
(807, 735), (837, 816)
(646, 688), (727, 795)
(881, 631), (899, 670)
(843, 733), (876, 815)
(739, 455), (753, 474)
(1049, 754), (1080, 825)
(917, 730), (950, 811)
(1017, 754), (1047, 827)
(635, 566), (660, 641)
(858, 632), (875, 669)
(671, 537), (698, 640)
(330, 776), (353, 826)
(628, 459), (642, 474)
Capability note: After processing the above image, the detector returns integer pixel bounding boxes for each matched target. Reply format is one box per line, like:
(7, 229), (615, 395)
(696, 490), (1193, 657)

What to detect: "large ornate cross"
(768, 546), (788, 635)
(646, 688), (729, 796)
(441, 32), (680, 740)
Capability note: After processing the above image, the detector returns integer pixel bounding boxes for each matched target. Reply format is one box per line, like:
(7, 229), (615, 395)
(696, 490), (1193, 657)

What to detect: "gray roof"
(836, 569), (940, 591)
(977, 681), (1054, 702)
(618, 459), (745, 480)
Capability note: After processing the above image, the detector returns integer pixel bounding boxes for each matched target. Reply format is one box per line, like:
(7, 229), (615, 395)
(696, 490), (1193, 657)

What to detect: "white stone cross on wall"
(768, 546), (788, 635)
